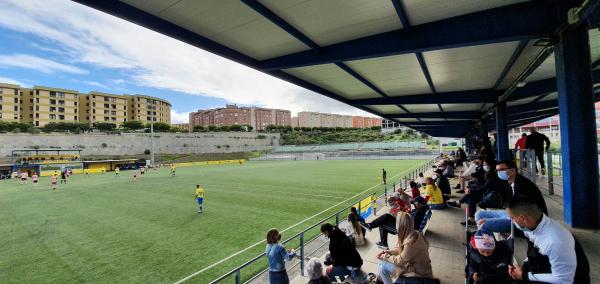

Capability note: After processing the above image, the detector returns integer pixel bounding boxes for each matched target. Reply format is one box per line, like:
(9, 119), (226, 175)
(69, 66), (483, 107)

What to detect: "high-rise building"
(0, 83), (21, 122)
(0, 82), (171, 126)
(189, 104), (291, 131)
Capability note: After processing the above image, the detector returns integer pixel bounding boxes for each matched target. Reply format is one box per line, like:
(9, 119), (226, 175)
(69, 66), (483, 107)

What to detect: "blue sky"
(0, 0), (368, 123)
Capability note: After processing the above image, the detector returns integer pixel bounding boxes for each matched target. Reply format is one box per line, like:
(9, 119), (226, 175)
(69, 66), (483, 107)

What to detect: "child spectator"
(265, 228), (296, 284)
(468, 230), (512, 284)
(408, 181), (421, 200)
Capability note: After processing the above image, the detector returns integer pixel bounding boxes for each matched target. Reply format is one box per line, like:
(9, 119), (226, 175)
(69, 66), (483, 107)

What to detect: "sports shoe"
(358, 221), (371, 232)
(376, 241), (388, 249)
(446, 201), (461, 208)
(456, 189), (465, 194)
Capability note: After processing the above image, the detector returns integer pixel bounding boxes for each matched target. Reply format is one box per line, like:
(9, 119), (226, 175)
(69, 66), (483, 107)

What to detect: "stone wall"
(0, 132), (280, 158)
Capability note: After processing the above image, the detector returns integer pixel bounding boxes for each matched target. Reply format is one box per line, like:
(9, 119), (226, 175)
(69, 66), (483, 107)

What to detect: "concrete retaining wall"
(0, 132), (280, 158)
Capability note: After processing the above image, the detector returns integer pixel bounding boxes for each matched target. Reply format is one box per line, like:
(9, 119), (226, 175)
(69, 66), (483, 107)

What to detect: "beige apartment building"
(0, 82), (171, 127)
(0, 83), (21, 122)
(20, 86), (80, 127)
(80, 91), (129, 126)
(127, 95), (171, 124)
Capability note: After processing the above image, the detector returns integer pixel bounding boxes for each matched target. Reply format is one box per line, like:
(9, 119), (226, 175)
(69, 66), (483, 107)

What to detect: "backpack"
(479, 190), (504, 209)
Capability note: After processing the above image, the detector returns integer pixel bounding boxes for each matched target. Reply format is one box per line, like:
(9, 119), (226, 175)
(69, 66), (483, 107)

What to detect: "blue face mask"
(497, 171), (509, 180)
(513, 218), (530, 232)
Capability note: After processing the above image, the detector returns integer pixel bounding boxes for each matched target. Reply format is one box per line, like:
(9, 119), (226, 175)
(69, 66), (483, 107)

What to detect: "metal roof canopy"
(73, 0), (600, 138)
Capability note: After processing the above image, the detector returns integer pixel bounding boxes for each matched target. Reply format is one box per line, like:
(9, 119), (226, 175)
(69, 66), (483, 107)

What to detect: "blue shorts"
(196, 198), (204, 205)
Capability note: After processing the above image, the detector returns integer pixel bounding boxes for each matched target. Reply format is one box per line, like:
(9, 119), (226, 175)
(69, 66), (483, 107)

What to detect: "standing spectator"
(376, 212), (433, 284)
(265, 228), (296, 284)
(320, 223), (363, 282)
(306, 258), (332, 284)
(507, 201), (589, 283)
(382, 168), (387, 185)
(475, 160), (547, 233)
(514, 133), (527, 149)
(467, 230), (512, 284)
(525, 128), (551, 175)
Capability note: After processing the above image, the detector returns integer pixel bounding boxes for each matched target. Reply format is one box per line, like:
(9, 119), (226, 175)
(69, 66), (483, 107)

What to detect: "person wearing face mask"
(266, 228), (296, 284)
(467, 230), (512, 284)
(507, 201), (589, 283)
(447, 160), (507, 226)
(474, 160), (547, 233)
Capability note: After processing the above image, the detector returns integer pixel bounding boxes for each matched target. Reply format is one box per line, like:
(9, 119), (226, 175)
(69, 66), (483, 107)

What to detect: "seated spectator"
(410, 196), (430, 230)
(266, 228), (296, 284)
(408, 181), (421, 200)
(424, 177), (446, 209)
(320, 223), (363, 282)
(417, 172), (426, 187)
(345, 211), (365, 247)
(393, 189), (412, 212)
(376, 212), (433, 284)
(507, 200), (589, 283)
(433, 169), (451, 195)
(358, 196), (403, 248)
(455, 147), (468, 168)
(306, 258), (332, 284)
(447, 160), (508, 226)
(475, 160), (547, 233)
(350, 207), (366, 236)
(455, 157), (483, 192)
(467, 230), (512, 284)
(440, 160), (455, 178)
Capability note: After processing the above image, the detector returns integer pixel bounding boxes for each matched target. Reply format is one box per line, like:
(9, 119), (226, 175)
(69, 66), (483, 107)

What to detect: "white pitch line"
(173, 163), (423, 284)
(205, 184), (347, 200)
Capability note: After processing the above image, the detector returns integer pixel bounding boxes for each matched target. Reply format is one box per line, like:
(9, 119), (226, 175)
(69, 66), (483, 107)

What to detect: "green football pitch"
(0, 160), (426, 283)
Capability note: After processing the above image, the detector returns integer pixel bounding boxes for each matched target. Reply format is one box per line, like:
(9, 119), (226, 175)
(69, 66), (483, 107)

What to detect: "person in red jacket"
(514, 133), (527, 149)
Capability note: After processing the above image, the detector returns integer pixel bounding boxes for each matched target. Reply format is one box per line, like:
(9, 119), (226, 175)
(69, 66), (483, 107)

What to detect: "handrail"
(208, 157), (437, 284)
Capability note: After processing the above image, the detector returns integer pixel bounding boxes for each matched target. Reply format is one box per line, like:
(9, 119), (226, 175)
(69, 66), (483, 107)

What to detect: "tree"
(207, 125), (218, 131)
(193, 125), (205, 132)
(243, 125), (253, 132)
(265, 124), (277, 132)
(217, 125), (230, 132)
(229, 125), (243, 131)
(122, 120), (145, 130)
(370, 126), (382, 131)
(151, 122), (171, 132)
(93, 122), (117, 131)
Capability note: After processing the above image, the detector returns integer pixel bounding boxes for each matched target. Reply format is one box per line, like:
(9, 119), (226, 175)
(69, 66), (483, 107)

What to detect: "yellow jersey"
(195, 187), (205, 198)
(425, 184), (444, 205)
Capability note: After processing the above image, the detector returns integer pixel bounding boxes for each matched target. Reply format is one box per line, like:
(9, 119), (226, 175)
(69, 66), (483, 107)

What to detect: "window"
(104, 110), (109, 115)
(36, 90), (39, 95)
(86, 116), (89, 120)
(50, 107), (56, 112)
(36, 113), (39, 118)
(59, 115), (65, 120)
(111, 98), (116, 103)
(35, 98), (39, 103)
(74, 102), (77, 106)
(104, 104), (109, 108)
(58, 100), (64, 105)
(50, 91), (56, 98)
(14, 97), (18, 103)
(92, 102), (96, 107)
(57, 92), (65, 99)
(74, 116), (77, 120)
(35, 121), (39, 126)
(14, 106), (18, 111)
(111, 104), (116, 109)
(92, 109), (96, 114)
(111, 111), (116, 116)
(104, 97), (109, 102)
(58, 107), (65, 113)
(50, 99), (56, 105)
(111, 117), (116, 122)
(104, 117), (109, 122)
(49, 114), (56, 119)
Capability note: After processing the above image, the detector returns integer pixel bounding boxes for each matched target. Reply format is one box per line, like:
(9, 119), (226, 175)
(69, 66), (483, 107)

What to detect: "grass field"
(0, 160), (425, 283)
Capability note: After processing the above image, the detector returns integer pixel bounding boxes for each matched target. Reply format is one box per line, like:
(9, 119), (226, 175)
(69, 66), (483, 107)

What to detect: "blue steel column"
(555, 19), (599, 228)
(480, 118), (488, 142)
(495, 101), (510, 160)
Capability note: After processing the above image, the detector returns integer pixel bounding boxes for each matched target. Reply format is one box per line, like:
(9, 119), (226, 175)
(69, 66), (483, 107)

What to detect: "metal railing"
(209, 158), (437, 284)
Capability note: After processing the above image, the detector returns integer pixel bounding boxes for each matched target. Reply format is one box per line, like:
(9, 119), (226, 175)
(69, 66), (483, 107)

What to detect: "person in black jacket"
(434, 169), (451, 196)
(410, 196), (430, 230)
(475, 160), (548, 233)
(467, 230), (512, 284)
(524, 128), (551, 175)
(320, 223), (363, 282)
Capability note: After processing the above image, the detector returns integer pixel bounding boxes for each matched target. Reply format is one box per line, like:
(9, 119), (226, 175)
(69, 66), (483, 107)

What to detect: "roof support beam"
(389, 111), (481, 119)
(352, 90), (498, 105)
(259, 1), (558, 71)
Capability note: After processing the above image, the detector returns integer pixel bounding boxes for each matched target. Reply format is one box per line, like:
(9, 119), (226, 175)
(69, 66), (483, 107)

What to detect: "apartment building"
(0, 83), (21, 122)
(127, 95), (171, 124)
(80, 91), (129, 126)
(189, 104), (291, 131)
(20, 86), (80, 127)
(0, 82), (171, 126)
(292, 111), (380, 129)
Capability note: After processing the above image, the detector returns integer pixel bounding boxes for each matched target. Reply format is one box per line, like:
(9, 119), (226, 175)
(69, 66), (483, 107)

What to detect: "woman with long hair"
(265, 228), (296, 284)
(376, 212), (433, 284)
(346, 212), (365, 246)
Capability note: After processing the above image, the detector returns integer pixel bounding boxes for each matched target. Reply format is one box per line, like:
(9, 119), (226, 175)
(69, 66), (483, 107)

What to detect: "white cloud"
(0, 76), (29, 87)
(83, 80), (109, 89)
(170, 110), (189, 124)
(0, 0), (374, 117)
(0, 53), (87, 74)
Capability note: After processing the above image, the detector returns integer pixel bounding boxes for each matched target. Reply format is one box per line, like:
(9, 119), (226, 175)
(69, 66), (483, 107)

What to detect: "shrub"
(144, 149), (151, 154)
(122, 120), (145, 130)
(101, 143), (108, 148)
(193, 125), (204, 132)
(93, 122), (117, 131)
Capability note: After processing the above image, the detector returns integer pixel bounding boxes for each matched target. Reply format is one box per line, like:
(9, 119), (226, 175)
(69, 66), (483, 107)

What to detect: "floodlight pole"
(150, 102), (155, 167)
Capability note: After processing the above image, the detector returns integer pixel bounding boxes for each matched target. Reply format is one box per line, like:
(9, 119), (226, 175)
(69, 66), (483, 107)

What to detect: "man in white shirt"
(507, 201), (589, 283)
(455, 157), (482, 193)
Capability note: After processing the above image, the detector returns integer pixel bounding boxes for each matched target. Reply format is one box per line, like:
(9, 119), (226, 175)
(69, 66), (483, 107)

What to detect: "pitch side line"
(174, 162), (425, 284)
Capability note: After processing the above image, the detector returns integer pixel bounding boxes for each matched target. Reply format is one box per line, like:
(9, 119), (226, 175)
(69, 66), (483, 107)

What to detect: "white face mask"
(431, 174), (437, 179)
(483, 166), (490, 172)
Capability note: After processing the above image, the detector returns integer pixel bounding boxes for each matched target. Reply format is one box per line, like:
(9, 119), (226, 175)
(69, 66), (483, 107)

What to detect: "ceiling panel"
(345, 54), (431, 96)
(396, 118), (420, 122)
(525, 55), (555, 82)
(260, 0), (402, 47)
(507, 96), (542, 107)
(496, 41), (545, 90)
(121, 0), (182, 14)
(284, 64), (376, 99)
(440, 103), (483, 112)
(423, 42), (519, 92)
(145, 0), (310, 60)
(402, 0), (528, 26)
(366, 105), (405, 114)
(590, 29), (600, 64)
(403, 104), (441, 113)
